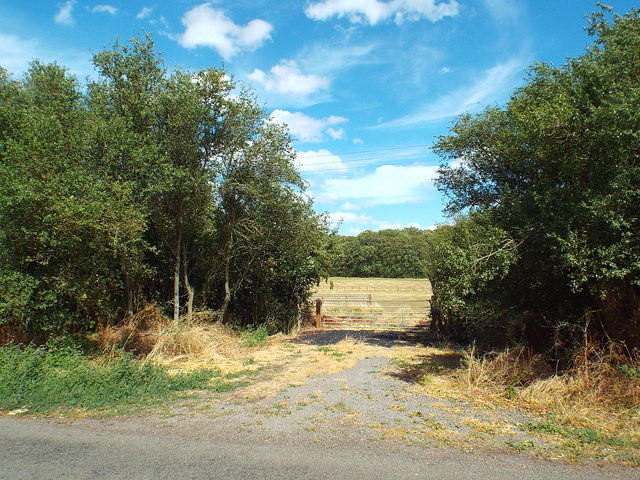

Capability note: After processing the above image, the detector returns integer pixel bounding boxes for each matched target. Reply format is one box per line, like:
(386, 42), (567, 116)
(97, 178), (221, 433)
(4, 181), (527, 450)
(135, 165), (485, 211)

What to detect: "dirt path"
(0, 330), (637, 479)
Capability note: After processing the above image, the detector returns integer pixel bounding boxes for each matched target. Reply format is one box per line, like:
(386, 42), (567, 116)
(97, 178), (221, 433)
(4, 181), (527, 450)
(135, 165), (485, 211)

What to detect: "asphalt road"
(0, 417), (634, 480)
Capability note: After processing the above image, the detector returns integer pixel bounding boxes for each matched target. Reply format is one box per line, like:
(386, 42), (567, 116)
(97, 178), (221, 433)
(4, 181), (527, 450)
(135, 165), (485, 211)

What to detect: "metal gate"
(314, 295), (431, 330)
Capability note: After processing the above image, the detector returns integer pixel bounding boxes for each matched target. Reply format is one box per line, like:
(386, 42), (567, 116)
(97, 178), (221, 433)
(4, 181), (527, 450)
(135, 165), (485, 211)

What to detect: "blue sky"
(0, 1), (636, 234)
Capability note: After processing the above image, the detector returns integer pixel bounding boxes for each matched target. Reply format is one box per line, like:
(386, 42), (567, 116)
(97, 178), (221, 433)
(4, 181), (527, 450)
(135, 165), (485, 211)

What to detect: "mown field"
(314, 277), (432, 299)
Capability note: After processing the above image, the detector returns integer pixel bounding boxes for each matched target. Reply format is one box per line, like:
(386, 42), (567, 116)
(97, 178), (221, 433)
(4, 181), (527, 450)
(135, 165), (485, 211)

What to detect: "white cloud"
(378, 57), (525, 128)
(55, 1), (75, 26)
(271, 110), (347, 143)
(327, 127), (346, 140)
(92, 5), (117, 15)
(353, 138), (364, 144)
(319, 164), (439, 205)
(372, 220), (425, 230)
(137, 7), (153, 19)
(305, 0), (460, 26)
(177, 4), (272, 59)
(249, 60), (329, 99)
(0, 33), (92, 78)
(329, 211), (373, 227)
(296, 149), (347, 172)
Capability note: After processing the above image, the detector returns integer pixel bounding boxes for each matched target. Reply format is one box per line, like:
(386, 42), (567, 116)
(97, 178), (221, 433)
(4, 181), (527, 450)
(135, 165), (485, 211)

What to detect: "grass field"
(313, 277), (432, 329)
(314, 277), (432, 299)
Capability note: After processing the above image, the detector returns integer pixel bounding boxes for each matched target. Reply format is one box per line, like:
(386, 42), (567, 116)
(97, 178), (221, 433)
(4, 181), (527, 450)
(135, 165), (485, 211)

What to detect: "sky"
(0, 0), (637, 235)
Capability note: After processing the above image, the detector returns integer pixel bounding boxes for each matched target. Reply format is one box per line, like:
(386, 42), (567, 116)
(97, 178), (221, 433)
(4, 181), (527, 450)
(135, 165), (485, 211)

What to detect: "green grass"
(316, 346), (347, 360)
(239, 324), (269, 348)
(0, 344), (243, 415)
(522, 416), (639, 448)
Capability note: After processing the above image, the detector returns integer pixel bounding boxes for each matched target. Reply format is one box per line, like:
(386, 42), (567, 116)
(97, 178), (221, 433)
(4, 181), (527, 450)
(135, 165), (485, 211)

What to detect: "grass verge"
(0, 344), (244, 416)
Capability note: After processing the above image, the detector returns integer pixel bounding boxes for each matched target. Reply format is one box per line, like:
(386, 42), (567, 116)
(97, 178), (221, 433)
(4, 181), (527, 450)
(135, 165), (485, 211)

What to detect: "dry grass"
(459, 345), (640, 437)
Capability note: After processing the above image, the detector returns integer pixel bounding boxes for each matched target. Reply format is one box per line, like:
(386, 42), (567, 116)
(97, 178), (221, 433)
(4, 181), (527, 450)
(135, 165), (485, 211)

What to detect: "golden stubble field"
(314, 277), (432, 299)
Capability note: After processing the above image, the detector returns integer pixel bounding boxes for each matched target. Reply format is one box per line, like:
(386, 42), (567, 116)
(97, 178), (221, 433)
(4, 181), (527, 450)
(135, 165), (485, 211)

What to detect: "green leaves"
(431, 6), (640, 349)
(0, 34), (327, 336)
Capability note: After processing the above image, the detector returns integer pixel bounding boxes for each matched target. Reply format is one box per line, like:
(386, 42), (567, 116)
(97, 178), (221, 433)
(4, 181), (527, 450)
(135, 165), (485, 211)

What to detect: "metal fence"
(314, 295), (431, 330)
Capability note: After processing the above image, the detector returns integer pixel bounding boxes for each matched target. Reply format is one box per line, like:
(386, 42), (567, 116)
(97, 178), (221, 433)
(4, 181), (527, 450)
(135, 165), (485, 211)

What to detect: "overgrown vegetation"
(0, 35), (328, 342)
(427, 6), (640, 354)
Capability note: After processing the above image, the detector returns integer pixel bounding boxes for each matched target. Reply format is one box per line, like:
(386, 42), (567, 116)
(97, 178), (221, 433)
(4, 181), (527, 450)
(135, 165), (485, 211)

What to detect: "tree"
(433, 6), (640, 349)
(0, 35), (329, 339)
(0, 61), (146, 334)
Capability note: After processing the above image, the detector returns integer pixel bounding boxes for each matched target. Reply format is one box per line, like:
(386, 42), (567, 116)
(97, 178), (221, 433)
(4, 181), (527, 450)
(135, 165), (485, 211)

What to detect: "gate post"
(315, 298), (323, 328)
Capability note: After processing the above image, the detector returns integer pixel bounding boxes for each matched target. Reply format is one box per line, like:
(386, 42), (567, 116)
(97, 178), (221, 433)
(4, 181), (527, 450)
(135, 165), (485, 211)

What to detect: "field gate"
(314, 294), (431, 330)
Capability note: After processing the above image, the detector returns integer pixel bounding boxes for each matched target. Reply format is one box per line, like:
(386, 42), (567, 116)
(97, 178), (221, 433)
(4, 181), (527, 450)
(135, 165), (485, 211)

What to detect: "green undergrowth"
(0, 344), (245, 415)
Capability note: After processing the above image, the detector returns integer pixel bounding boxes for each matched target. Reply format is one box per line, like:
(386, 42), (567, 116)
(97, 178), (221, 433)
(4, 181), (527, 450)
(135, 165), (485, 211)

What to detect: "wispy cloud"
(482, 0), (523, 21)
(271, 110), (347, 143)
(177, 4), (272, 59)
(377, 56), (526, 128)
(54, 0), (75, 26)
(92, 5), (117, 15)
(136, 7), (153, 20)
(305, 0), (460, 26)
(0, 33), (92, 78)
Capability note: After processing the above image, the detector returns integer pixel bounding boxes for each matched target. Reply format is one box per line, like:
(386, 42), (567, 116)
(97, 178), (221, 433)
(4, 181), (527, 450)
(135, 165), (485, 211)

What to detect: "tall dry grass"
(91, 307), (255, 372)
(461, 343), (640, 436)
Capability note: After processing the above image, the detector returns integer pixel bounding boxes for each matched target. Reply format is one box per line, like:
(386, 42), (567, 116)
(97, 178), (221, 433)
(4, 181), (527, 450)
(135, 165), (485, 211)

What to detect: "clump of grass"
(0, 344), (230, 415)
(460, 344), (640, 437)
(148, 318), (241, 363)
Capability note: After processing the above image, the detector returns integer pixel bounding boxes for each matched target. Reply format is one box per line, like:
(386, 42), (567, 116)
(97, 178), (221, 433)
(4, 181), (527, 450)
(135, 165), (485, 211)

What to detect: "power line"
(299, 151), (428, 167)
(297, 143), (432, 159)
(301, 158), (435, 173)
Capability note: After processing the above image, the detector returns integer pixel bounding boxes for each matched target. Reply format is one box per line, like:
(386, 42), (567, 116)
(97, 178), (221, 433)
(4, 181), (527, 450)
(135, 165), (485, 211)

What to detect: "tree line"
(326, 228), (431, 278)
(0, 36), (328, 339)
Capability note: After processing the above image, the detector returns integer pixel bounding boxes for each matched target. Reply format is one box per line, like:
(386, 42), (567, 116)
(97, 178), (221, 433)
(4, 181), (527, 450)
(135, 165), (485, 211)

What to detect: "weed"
(326, 401), (354, 414)
(240, 325), (269, 348)
(316, 346), (346, 360)
(508, 440), (535, 452)
(522, 416), (638, 448)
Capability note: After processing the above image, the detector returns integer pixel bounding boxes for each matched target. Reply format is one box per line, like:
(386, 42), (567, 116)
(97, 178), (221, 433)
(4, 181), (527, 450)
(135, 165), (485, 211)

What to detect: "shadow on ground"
(293, 329), (434, 348)
(388, 353), (465, 384)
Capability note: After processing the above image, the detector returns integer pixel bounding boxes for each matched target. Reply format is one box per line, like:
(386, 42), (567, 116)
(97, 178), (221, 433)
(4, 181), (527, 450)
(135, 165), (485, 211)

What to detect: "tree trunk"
(182, 245), (194, 323)
(221, 254), (231, 324)
(124, 271), (135, 317)
(173, 223), (182, 324)
(221, 231), (233, 324)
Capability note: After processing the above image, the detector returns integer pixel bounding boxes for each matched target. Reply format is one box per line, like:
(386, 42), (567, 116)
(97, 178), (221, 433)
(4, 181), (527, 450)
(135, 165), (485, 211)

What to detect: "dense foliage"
(0, 36), (328, 338)
(428, 6), (640, 351)
(327, 228), (430, 278)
